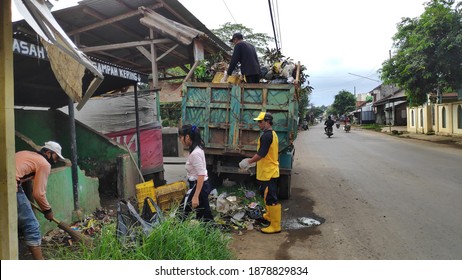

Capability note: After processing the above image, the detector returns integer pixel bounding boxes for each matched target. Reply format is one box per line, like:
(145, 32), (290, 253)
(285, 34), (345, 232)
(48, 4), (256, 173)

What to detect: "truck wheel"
(277, 174), (291, 199)
(208, 171), (223, 188)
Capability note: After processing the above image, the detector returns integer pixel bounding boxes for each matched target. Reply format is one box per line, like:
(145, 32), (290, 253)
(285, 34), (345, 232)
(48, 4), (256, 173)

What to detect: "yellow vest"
(256, 130), (279, 181)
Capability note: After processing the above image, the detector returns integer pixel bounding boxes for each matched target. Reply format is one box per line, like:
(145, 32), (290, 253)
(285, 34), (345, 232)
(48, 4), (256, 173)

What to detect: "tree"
(306, 104), (325, 123)
(331, 90), (356, 116)
(212, 22), (273, 57)
(380, 0), (462, 106)
(298, 85), (311, 119)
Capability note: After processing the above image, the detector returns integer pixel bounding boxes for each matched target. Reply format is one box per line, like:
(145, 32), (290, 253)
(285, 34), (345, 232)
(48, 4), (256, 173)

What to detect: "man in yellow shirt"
(239, 112), (281, 234)
(16, 141), (65, 259)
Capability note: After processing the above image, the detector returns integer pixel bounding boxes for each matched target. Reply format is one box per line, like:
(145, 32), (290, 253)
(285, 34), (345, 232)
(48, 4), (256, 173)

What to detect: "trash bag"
(246, 204), (264, 220)
(116, 197), (163, 244)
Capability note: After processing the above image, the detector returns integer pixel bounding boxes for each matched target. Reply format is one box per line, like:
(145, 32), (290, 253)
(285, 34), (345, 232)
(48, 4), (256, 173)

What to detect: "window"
(432, 106), (435, 126)
(442, 107), (446, 128)
(458, 105), (462, 129)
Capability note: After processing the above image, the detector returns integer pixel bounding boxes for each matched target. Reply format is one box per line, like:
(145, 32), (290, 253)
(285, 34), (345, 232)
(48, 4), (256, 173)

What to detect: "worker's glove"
(43, 209), (54, 221)
(239, 158), (252, 170)
(220, 73), (229, 83)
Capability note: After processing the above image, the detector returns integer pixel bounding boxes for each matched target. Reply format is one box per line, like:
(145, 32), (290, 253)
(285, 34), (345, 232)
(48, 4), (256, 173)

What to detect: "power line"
(273, 0), (282, 50)
(222, 0), (237, 25)
(347, 72), (380, 82)
(268, 0), (279, 51)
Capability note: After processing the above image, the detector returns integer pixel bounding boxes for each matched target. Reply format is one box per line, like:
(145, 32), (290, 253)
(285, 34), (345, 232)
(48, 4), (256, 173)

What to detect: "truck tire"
(277, 174), (291, 199)
(208, 171), (223, 188)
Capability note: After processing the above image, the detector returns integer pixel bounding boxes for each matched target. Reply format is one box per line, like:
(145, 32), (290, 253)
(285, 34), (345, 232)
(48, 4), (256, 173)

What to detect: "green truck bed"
(181, 82), (299, 198)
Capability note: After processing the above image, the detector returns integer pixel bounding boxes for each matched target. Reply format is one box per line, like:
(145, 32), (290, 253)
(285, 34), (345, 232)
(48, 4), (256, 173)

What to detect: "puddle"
(283, 216), (325, 230)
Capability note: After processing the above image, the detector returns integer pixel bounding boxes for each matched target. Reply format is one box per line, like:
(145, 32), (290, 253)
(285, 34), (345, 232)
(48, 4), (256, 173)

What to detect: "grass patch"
(361, 124), (383, 132)
(44, 215), (235, 260)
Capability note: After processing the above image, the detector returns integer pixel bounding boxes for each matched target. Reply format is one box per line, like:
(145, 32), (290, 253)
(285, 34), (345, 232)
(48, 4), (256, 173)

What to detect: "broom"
(31, 203), (93, 246)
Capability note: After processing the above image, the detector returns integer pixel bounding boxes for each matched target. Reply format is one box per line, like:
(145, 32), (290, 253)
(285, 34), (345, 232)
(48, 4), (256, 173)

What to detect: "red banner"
(106, 125), (163, 172)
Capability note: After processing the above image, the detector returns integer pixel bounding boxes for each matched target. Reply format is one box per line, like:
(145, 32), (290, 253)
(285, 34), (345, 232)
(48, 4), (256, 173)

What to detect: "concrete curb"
(378, 127), (462, 147)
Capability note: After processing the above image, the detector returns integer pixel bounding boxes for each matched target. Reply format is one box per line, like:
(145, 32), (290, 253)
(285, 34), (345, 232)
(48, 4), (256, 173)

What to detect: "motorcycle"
(325, 126), (333, 138)
(335, 123), (340, 129)
(302, 119), (309, 130)
(344, 124), (351, 133)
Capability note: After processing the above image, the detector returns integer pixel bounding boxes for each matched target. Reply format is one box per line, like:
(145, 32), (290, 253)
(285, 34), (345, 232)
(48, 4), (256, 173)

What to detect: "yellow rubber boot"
(262, 205), (270, 221)
(262, 188), (270, 221)
(261, 204), (281, 234)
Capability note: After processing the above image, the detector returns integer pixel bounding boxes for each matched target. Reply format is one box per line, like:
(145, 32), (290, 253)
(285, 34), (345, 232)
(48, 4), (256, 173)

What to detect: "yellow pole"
(0, 0), (18, 260)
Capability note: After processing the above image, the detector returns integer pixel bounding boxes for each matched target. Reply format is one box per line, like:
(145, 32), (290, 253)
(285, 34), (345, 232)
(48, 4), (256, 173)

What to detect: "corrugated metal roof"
(12, 0), (231, 108)
(52, 0), (231, 72)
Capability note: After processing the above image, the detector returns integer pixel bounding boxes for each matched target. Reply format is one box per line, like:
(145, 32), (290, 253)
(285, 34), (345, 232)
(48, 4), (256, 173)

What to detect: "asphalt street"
(285, 124), (462, 259)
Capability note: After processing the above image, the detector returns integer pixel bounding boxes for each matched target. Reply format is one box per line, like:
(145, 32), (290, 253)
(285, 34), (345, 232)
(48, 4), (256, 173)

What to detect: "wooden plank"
(80, 38), (173, 52)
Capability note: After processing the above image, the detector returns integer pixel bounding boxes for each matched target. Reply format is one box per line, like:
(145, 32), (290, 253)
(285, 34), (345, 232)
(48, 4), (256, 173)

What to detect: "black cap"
(254, 111), (273, 121)
(264, 112), (273, 121)
(229, 32), (243, 42)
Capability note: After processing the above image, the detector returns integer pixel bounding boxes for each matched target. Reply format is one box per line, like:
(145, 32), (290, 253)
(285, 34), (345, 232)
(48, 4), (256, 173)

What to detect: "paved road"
(285, 124), (462, 259)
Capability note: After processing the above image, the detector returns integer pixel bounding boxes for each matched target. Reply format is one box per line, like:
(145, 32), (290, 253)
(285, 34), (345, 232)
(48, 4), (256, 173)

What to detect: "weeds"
(45, 184), (263, 260)
(45, 214), (234, 260)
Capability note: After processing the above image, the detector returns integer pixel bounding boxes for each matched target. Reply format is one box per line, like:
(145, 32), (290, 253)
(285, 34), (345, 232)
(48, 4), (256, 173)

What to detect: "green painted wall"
(14, 109), (139, 234)
(34, 166), (99, 235)
(15, 109), (127, 169)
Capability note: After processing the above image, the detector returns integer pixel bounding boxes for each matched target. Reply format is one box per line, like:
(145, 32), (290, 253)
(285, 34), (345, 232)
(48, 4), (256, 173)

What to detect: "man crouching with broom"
(16, 141), (65, 259)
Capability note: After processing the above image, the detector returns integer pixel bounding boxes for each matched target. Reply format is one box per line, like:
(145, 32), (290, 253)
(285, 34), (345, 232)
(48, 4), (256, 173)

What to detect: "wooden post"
(149, 28), (161, 122)
(0, 0), (19, 260)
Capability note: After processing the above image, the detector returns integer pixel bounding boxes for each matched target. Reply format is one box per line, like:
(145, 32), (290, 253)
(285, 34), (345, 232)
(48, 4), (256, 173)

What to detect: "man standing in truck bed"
(239, 112), (281, 234)
(221, 32), (261, 83)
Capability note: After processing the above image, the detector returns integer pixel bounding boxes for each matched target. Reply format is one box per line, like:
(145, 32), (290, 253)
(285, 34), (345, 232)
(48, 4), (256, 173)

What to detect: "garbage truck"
(181, 82), (299, 199)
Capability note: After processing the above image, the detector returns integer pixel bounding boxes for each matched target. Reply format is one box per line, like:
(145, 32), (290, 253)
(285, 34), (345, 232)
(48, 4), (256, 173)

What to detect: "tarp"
(69, 92), (158, 134)
(14, 0), (104, 110)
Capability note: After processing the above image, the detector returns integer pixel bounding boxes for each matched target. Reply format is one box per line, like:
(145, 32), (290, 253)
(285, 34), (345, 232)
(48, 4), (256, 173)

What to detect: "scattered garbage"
(40, 185), (325, 248)
(283, 216), (324, 230)
(245, 191), (255, 199)
(231, 211), (245, 224)
(222, 178), (237, 187)
(116, 198), (163, 244)
(297, 217), (322, 227)
(41, 207), (116, 246)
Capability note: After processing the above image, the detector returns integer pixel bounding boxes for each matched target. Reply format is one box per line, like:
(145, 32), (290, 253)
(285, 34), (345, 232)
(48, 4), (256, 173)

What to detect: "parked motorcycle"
(344, 124), (351, 133)
(302, 119), (309, 130)
(325, 126), (333, 138)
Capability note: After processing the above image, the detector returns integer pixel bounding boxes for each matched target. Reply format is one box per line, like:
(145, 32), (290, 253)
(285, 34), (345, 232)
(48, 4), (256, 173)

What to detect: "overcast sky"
(12, 0), (427, 106)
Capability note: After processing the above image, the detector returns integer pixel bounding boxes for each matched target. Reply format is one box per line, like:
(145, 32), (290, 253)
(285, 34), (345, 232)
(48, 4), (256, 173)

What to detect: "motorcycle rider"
(344, 116), (351, 131)
(324, 116), (335, 134)
(344, 116), (350, 126)
(335, 118), (340, 129)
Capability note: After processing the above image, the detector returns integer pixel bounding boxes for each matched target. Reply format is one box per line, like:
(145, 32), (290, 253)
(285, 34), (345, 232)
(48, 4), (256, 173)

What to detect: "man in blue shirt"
(221, 33), (261, 83)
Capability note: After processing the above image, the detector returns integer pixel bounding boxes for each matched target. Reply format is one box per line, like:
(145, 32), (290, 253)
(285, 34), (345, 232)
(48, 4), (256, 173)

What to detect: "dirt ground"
(229, 186), (324, 260)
